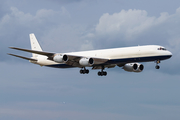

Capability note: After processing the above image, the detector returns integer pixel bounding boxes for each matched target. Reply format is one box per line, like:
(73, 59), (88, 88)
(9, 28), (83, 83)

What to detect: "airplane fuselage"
(34, 45), (172, 68)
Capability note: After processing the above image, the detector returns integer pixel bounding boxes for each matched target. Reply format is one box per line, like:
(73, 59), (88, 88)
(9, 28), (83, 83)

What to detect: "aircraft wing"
(9, 47), (109, 67)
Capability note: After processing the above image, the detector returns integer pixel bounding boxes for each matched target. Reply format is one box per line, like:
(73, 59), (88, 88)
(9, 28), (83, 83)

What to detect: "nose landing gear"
(155, 60), (160, 69)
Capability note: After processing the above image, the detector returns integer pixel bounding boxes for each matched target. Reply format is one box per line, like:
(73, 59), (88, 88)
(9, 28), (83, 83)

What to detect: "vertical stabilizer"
(29, 33), (43, 58)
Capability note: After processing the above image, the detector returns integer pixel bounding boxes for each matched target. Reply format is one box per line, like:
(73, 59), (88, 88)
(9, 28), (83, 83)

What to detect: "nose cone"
(167, 51), (172, 58)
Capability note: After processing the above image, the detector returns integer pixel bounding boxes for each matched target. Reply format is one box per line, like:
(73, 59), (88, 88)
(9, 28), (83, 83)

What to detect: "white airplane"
(8, 33), (172, 76)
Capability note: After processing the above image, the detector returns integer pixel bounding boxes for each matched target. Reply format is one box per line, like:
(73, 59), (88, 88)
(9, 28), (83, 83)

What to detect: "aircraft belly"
(45, 64), (75, 68)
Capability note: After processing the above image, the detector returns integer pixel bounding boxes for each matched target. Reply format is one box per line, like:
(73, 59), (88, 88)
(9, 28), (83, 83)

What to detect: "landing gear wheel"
(155, 65), (160, 69)
(80, 68), (89, 74)
(103, 71), (107, 76)
(155, 60), (160, 70)
(80, 70), (83, 74)
(86, 69), (89, 74)
(98, 71), (101, 76)
(98, 71), (107, 76)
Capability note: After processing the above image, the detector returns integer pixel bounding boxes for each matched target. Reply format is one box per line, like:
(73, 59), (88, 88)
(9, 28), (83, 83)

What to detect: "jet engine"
(53, 54), (68, 63)
(79, 58), (94, 66)
(123, 63), (144, 72)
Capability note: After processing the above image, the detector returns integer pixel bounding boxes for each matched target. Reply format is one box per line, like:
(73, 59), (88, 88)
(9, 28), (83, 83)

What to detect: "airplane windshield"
(158, 47), (167, 51)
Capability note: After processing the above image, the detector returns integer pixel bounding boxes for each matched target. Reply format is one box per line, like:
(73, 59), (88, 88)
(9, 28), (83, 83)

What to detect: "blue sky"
(0, 0), (180, 120)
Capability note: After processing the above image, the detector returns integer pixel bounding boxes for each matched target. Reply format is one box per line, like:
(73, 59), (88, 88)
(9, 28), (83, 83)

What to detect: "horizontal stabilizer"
(8, 53), (37, 61)
(9, 47), (54, 57)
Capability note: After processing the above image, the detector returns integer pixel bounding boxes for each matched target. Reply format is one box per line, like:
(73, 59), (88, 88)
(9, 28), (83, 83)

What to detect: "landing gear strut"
(80, 67), (89, 74)
(97, 66), (107, 76)
(155, 60), (160, 69)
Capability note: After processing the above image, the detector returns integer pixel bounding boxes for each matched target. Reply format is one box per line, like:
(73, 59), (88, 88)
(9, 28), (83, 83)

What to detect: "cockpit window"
(158, 47), (167, 51)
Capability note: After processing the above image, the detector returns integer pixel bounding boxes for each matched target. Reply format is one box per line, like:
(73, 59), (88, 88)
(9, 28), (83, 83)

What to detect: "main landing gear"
(155, 60), (160, 69)
(80, 66), (107, 76)
(80, 67), (89, 74)
(98, 66), (107, 76)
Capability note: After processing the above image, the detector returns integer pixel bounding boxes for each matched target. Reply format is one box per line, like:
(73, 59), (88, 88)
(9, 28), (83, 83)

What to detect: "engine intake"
(123, 63), (144, 72)
(53, 54), (68, 63)
(79, 58), (94, 66)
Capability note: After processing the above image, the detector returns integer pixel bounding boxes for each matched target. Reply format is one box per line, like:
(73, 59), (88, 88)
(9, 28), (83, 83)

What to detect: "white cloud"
(95, 9), (169, 40)
(0, 7), (70, 36)
(93, 7), (180, 49)
(80, 40), (94, 51)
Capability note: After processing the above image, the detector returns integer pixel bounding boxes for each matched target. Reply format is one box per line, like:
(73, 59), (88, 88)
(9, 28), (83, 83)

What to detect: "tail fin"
(29, 33), (43, 58)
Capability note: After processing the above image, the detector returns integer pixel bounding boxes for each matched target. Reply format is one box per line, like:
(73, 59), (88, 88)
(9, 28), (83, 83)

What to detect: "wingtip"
(9, 47), (14, 49)
(7, 53), (15, 56)
(9, 47), (21, 50)
(7, 53), (14, 57)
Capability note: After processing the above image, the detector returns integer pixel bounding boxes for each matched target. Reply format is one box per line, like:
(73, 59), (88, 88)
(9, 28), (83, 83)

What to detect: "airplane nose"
(168, 51), (172, 58)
